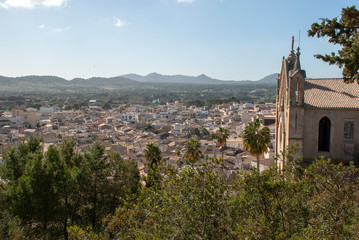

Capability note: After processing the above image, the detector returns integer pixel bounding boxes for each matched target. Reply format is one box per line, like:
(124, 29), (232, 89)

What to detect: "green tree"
(81, 141), (109, 231)
(144, 123), (154, 132)
(183, 137), (202, 164)
(66, 141), (140, 237)
(201, 127), (210, 139)
(101, 101), (111, 110)
(0, 137), (142, 239)
(8, 217), (28, 240)
(308, 6), (359, 83)
(104, 152), (140, 213)
(0, 180), (9, 239)
(7, 145), (60, 238)
(299, 158), (359, 238)
(144, 143), (162, 189)
(102, 156), (232, 240)
(2, 139), (80, 239)
(68, 154), (359, 240)
(213, 127), (229, 160)
(1, 136), (42, 182)
(231, 155), (359, 239)
(68, 226), (104, 240)
(58, 139), (80, 240)
(241, 118), (271, 170)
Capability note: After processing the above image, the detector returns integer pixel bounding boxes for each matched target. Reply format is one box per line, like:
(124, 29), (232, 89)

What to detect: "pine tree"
(308, 6), (359, 83)
(144, 143), (162, 189)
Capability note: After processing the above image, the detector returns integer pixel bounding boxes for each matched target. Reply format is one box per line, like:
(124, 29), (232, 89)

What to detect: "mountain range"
(121, 72), (278, 85)
(0, 73), (278, 93)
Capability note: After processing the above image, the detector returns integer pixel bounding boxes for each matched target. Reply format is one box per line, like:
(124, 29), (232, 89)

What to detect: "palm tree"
(241, 118), (271, 171)
(144, 143), (162, 165)
(144, 143), (162, 188)
(213, 127), (230, 160)
(184, 138), (202, 164)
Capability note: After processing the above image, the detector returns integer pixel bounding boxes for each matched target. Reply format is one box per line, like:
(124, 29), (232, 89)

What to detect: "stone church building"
(275, 38), (359, 169)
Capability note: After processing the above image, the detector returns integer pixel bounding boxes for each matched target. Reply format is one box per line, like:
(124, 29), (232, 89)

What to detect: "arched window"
(318, 117), (331, 152)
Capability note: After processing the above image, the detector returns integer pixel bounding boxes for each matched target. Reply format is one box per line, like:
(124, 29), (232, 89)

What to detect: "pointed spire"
(291, 36), (294, 52)
(293, 47), (301, 71)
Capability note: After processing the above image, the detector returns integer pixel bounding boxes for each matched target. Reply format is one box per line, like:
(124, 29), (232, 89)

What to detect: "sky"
(0, 0), (357, 81)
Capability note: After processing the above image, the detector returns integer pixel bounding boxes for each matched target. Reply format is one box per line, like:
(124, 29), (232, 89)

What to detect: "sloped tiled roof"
(304, 78), (359, 109)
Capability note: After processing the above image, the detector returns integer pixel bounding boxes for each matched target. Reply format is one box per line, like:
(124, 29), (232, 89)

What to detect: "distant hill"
(256, 73), (278, 84)
(69, 76), (140, 89)
(122, 72), (224, 84)
(0, 75), (140, 93)
(0, 72), (277, 93)
(120, 74), (145, 82)
(121, 72), (278, 85)
(0, 75), (68, 86)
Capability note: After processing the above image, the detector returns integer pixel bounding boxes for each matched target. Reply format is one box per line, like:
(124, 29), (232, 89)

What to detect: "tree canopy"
(0, 137), (140, 239)
(213, 127), (230, 160)
(183, 137), (202, 164)
(242, 118), (271, 170)
(1, 137), (359, 239)
(308, 6), (359, 83)
(144, 143), (162, 189)
(69, 154), (359, 240)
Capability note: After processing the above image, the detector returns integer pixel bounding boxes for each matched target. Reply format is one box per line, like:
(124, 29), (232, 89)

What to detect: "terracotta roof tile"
(304, 79), (359, 109)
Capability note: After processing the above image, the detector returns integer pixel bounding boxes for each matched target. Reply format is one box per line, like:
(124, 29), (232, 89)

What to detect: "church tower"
(275, 37), (306, 170)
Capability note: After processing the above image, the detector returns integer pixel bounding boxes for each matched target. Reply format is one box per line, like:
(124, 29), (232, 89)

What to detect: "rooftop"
(304, 78), (359, 109)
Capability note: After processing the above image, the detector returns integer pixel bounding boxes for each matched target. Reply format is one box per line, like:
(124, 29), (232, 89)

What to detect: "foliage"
(308, 6), (359, 83)
(242, 118), (271, 170)
(101, 101), (111, 110)
(68, 226), (103, 240)
(103, 156), (232, 240)
(212, 127), (230, 159)
(186, 127), (210, 139)
(231, 155), (359, 239)
(186, 96), (240, 107)
(74, 154), (359, 240)
(0, 137), (140, 239)
(1, 136), (42, 182)
(8, 217), (27, 240)
(1, 138), (359, 239)
(183, 137), (202, 164)
(144, 143), (162, 189)
(144, 123), (154, 132)
(0, 82), (276, 111)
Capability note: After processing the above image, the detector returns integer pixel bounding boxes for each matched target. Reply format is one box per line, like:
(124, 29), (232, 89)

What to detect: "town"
(0, 100), (276, 176)
(1, 1), (358, 239)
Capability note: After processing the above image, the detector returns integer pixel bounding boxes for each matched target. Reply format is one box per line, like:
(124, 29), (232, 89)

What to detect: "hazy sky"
(0, 0), (356, 80)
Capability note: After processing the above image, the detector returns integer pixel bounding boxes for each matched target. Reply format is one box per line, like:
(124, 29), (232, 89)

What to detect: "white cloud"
(38, 24), (45, 28)
(52, 26), (71, 32)
(0, 0), (67, 9)
(177, 0), (194, 3)
(114, 18), (126, 28)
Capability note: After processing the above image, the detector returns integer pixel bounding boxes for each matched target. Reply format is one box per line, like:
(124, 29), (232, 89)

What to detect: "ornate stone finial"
(296, 47), (300, 55)
(291, 36), (294, 51)
(288, 36), (296, 68)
